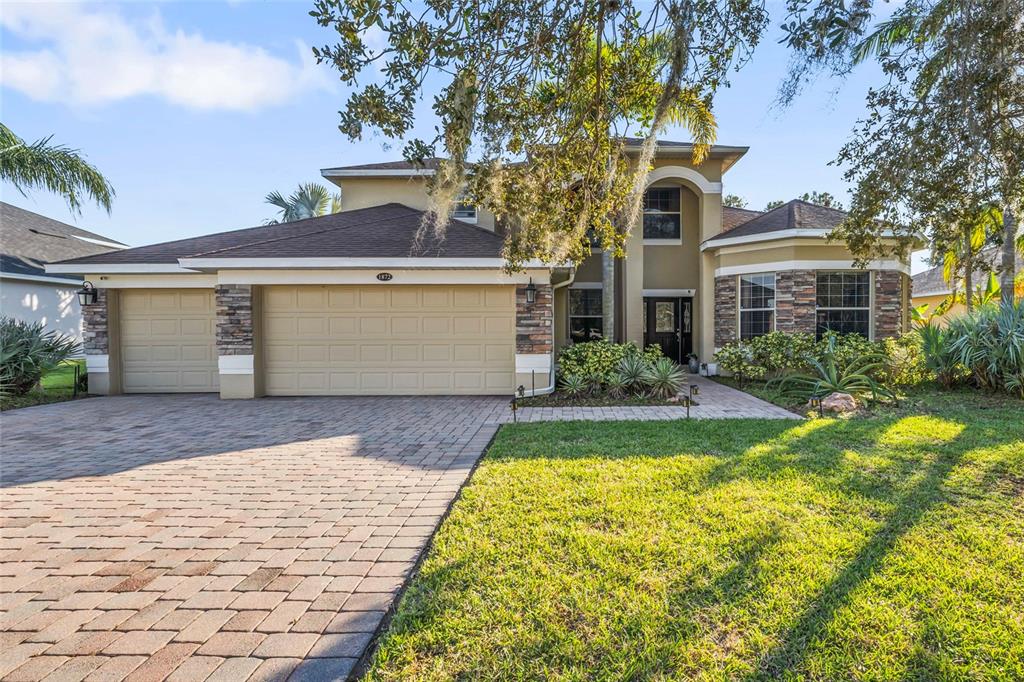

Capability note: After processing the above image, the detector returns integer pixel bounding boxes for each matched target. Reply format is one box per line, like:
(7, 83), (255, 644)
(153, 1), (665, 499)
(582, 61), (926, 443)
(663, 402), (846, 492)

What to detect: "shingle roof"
(0, 202), (124, 278)
(321, 157), (447, 173)
(722, 206), (762, 232)
(912, 247), (1024, 296)
(704, 199), (846, 244)
(55, 204), (504, 266)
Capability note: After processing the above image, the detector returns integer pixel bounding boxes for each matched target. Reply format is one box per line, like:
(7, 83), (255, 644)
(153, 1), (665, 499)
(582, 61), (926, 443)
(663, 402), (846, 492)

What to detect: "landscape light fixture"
(77, 281), (98, 306)
(525, 278), (537, 304)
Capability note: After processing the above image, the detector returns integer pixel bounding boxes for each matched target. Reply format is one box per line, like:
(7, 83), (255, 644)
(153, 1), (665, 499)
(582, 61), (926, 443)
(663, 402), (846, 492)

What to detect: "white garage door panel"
(120, 289), (218, 393)
(263, 285), (516, 395)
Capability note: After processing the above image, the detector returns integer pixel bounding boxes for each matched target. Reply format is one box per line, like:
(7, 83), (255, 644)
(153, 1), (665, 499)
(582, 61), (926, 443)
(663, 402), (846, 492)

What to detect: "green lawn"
(367, 390), (1024, 680)
(1, 359), (86, 411)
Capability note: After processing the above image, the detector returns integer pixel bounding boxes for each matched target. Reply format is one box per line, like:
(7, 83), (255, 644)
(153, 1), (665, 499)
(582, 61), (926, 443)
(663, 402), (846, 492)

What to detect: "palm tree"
(0, 123), (114, 213)
(265, 183), (342, 224)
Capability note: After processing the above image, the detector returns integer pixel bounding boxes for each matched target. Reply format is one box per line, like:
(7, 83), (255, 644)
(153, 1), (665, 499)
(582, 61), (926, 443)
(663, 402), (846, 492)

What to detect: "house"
(1, 202), (125, 344)
(912, 247), (1023, 324)
(47, 142), (912, 398)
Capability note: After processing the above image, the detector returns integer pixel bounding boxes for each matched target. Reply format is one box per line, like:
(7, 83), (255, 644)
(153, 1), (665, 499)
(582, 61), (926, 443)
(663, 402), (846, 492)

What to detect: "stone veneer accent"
(81, 287), (109, 354)
(774, 270), (817, 334)
(216, 284), (254, 355)
(516, 283), (553, 353)
(874, 270), (905, 339)
(714, 276), (737, 347)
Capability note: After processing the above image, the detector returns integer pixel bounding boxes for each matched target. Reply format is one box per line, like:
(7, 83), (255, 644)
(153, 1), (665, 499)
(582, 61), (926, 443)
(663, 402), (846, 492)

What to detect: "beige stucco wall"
(573, 253), (604, 283)
(912, 293), (967, 326)
(642, 185), (701, 290)
(649, 156), (724, 182)
(334, 177), (497, 231)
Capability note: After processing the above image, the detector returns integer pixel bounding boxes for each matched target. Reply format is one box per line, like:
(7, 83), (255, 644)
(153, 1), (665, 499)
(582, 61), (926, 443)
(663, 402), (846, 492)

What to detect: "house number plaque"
(376, 272), (393, 281)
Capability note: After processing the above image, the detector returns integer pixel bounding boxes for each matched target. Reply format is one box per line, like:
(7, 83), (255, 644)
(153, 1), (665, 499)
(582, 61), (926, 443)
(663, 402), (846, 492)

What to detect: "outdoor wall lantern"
(525, 278), (537, 304)
(77, 281), (98, 306)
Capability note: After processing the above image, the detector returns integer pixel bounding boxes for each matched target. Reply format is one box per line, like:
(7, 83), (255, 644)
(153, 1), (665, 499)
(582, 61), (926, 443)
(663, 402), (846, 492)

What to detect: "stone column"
(216, 284), (260, 399)
(81, 288), (121, 395)
(714, 275), (737, 348)
(515, 283), (553, 395)
(874, 270), (905, 339)
(775, 270), (817, 334)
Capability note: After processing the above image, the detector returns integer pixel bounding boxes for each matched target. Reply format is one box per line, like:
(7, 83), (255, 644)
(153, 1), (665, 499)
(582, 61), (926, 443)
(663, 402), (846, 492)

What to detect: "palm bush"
(770, 336), (895, 403)
(644, 357), (687, 399)
(617, 354), (651, 395)
(944, 301), (1024, 396)
(0, 317), (81, 396)
(559, 373), (587, 397)
(918, 323), (962, 387)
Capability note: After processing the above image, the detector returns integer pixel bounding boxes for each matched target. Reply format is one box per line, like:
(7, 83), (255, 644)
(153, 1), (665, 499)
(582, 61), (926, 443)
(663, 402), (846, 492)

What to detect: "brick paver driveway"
(1, 395), (508, 681)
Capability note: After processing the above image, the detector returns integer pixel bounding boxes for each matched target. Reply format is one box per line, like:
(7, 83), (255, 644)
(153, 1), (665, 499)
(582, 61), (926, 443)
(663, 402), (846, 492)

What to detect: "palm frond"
(0, 123), (114, 214)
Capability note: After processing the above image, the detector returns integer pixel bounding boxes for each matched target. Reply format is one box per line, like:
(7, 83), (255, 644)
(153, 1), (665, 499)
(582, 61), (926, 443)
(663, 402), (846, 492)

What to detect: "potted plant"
(687, 353), (699, 374)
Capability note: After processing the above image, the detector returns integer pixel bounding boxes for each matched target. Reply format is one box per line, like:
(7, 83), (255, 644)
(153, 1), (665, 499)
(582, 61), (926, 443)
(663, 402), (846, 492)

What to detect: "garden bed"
(517, 391), (690, 407)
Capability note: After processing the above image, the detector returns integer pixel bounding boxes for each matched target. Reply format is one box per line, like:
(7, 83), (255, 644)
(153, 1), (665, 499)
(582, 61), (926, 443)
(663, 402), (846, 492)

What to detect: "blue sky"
(0, 1), (929, 272)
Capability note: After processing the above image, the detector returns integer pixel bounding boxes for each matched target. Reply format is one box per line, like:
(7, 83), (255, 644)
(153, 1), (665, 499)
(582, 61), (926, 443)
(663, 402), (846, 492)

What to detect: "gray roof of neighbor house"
(53, 204), (505, 267)
(0, 202), (125, 280)
(912, 247), (1024, 296)
(704, 199), (846, 245)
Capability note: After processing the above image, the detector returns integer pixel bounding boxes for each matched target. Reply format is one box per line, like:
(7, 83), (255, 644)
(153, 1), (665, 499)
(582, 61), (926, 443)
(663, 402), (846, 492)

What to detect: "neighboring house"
(1, 202), (125, 344)
(48, 141), (912, 399)
(912, 247), (1024, 324)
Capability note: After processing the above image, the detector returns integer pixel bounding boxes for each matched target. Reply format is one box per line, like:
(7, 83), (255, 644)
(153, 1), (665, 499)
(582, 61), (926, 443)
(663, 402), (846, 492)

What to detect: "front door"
(644, 297), (692, 363)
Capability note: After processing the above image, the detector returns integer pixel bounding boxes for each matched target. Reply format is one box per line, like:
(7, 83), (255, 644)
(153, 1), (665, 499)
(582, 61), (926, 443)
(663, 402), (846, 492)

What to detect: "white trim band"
(1, 272), (83, 285)
(179, 257), (548, 270)
(46, 264), (200, 275)
(715, 259), (911, 277)
(643, 289), (696, 297)
(644, 165), (723, 194)
(218, 355), (255, 375)
(85, 354), (109, 373)
(515, 353), (552, 373)
(321, 168), (435, 177)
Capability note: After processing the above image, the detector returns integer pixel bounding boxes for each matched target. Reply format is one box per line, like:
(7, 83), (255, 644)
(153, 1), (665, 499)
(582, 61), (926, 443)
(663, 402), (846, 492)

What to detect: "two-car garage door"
(262, 285), (516, 395)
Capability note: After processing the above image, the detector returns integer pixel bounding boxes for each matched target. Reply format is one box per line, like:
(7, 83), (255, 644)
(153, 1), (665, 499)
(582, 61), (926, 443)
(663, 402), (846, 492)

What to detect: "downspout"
(523, 267), (576, 397)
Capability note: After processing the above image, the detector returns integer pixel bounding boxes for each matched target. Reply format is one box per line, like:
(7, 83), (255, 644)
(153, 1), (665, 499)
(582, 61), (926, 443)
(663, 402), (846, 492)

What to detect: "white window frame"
(738, 272), (776, 340)
(568, 283), (604, 343)
(815, 270), (874, 340)
(642, 186), (683, 245)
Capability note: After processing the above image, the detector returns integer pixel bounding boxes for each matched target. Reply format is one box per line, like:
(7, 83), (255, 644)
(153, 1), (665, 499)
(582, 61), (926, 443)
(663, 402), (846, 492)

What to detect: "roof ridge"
(186, 204), (421, 258)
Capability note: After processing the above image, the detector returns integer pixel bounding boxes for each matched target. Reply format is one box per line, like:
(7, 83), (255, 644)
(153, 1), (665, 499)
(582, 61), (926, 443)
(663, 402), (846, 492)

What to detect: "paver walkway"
(513, 375), (800, 422)
(0, 396), (507, 681)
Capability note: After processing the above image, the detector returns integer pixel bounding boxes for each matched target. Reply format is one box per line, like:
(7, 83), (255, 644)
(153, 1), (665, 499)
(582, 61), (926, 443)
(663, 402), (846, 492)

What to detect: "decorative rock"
(819, 391), (858, 414)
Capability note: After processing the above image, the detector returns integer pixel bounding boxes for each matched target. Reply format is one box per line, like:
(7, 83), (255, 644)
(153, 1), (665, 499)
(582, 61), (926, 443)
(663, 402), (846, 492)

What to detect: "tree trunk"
(602, 249), (616, 340)
(963, 226), (974, 315)
(1000, 204), (1017, 305)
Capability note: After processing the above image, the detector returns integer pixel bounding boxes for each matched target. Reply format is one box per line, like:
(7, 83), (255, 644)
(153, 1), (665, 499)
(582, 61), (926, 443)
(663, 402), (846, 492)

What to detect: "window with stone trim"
(642, 187), (681, 241)
(569, 288), (603, 342)
(816, 271), (871, 338)
(739, 273), (775, 339)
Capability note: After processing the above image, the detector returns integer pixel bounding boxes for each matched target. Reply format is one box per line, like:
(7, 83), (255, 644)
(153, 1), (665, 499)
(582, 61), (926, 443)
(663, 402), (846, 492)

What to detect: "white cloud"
(0, 2), (331, 111)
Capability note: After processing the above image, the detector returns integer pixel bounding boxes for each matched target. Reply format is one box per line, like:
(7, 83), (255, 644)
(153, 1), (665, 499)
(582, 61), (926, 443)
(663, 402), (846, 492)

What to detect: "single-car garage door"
(263, 285), (516, 395)
(120, 289), (218, 393)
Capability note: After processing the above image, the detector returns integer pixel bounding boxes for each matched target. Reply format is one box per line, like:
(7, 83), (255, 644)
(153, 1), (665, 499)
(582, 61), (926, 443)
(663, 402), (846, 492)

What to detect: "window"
(816, 271), (871, 338)
(643, 187), (681, 241)
(569, 288), (603, 342)
(452, 200), (477, 223)
(739, 273), (775, 339)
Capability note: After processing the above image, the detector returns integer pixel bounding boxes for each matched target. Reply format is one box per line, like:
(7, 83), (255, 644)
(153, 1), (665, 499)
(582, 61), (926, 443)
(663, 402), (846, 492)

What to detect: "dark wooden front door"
(644, 297), (693, 363)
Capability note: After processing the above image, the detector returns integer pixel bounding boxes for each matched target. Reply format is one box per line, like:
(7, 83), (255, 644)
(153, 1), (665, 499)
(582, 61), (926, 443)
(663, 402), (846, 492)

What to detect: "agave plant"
(645, 357), (687, 399)
(0, 317), (81, 396)
(770, 336), (895, 403)
(605, 372), (628, 398)
(617, 354), (650, 395)
(584, 372), (605, 396)
(559, 373), (587, 397)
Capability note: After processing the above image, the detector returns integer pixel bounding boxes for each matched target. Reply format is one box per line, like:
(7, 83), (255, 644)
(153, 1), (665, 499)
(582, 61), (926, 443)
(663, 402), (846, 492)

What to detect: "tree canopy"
(311, 0), (769, 267)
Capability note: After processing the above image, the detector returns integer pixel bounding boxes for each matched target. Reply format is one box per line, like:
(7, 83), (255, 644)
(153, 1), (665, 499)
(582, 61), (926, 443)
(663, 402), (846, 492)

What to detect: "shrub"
(880, 333), (930, 386)
(944, 301), (1024, 396)
(0, 317), (80, 396)
(645, 357), (687, 399)
(770, 335), (896, 403)
(748, 332), (817, 377)
(713, 343), (766, 383)
(605, 373), (628, 398)
(557, 339), (661, 384)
